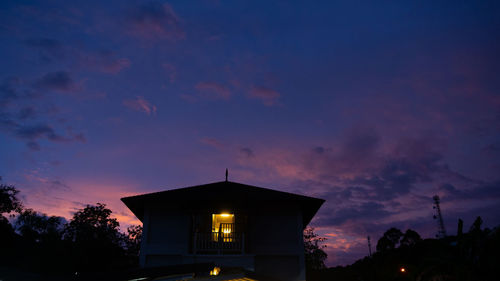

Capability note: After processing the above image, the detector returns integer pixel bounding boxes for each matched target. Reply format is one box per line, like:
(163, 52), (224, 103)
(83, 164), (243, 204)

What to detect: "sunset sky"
(1, 0), (499, 266)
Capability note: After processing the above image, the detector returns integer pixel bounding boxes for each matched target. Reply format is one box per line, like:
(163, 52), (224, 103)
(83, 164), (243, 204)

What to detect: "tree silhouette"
(304, 227), (328, 271)
(0, 184), (23, 215)
(376, 227), (403, 252)
(470, 216), (483, 233)
(64, 203), (127, 271)
(400, 229), (422, 247)
(15, 208), (65, 243)
(0, 184), (23, 266)
(0, 184), (22, 239)
(125, 224), (142, 257)
(65, 203), (120, 243)
(0, 185), (142, 274)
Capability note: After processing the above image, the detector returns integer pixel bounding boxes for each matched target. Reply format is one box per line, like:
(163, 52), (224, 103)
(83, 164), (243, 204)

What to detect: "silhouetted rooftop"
(121, 181), (324, 228)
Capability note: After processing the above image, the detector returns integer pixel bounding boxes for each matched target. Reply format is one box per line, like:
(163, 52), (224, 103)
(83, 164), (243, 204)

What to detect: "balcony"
(193, 232), (245, 255)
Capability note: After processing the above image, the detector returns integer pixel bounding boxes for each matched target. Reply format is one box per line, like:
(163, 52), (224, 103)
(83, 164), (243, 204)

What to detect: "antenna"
(225, 168), (228, 182)
(433, 195), (447, 239)
(457, 218), (463, 237)
(367, 236), (372, 257)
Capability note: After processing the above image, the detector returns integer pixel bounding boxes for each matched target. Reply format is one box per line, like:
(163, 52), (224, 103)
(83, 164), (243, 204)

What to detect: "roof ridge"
(121, 180), (324, 202)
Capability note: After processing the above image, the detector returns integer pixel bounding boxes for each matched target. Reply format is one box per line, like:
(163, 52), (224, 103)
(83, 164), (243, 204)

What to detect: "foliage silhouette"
(376, 227), (403, 252)
(125, 224), (143, 258)
(0, 183), (23, 214)
(400, 229), (422, 247)
(0, 184), (22, 267)
(304, 226), (328, 272)
(0, 184), (142, 279)
(469, 216), (482, 233)
(63, 203), (129, 272)
(3, 180), (499, 280)
(308, 222), (500, 281)
(15, 208), (65, 243)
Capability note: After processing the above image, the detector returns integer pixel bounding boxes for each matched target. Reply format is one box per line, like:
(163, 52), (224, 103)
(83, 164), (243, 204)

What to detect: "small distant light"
(400, 267), (406, 273)
(210, 267), (221, 276)
(220, 214), (232, 217)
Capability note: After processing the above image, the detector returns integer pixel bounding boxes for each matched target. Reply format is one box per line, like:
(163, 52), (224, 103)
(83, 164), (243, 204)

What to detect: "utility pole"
(367, 236), (372, 257)
(433, 195), (447, 239)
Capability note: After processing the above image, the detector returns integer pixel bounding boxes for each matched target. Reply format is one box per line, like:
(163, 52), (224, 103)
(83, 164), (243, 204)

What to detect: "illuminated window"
(212, 213), (234, 242)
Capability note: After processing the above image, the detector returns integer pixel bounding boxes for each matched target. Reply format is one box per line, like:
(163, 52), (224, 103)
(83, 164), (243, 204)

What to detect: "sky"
(1, 0), (499, 266)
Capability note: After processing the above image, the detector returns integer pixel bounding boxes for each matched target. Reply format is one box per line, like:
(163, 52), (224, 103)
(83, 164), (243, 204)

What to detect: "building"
(121, 179), (324, 281)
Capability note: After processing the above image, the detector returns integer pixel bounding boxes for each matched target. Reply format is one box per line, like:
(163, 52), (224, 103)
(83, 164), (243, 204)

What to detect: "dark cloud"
(317, 201), (391, 226)
(240, 147), (254, 158)
(303, 130), (382, 180)
(295, 133), (500, 256)
(439, 181), (500, 201)
(439, 183), (457, 193)
(482, 141), (500, 153)
(24, 37), (130, 74)
(26, 141), (41, 151)
(78, 50), (131, 74)
(312, 146), (327, 154)
(125, 1), (184, 40)
(16, 124), (61, 141)
(0, 113), (85, 151)
(0, 77), (21, 107)
(49, 160), (62, 166)
(24, 38), (61, 49)
(48, 180), (70, 191)
(73, 133), (86, 143)
(336, 136), (447, 200)
(34, 71), (77, 93)
(23, 37), (64, 62)
(342, 130), (379, 159)
(17, 106), (36, 120)
(342, 151), (441, 201)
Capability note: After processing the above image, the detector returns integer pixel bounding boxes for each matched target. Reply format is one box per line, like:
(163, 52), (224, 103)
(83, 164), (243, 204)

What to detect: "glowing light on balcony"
(400, 267), (406, 273)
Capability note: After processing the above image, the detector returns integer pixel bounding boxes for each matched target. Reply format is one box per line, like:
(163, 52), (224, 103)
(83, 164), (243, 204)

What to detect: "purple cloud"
(248, 86), (280, 106)
(240, 147), (255, 158)
(0, 114), (86, 151)
(195, 82), (231, 100)
(122, 96), (157, 115)
(79, 50), (131, 74)
(125, 1), (184, 41)
(200, 137), (224, 149)
(162, 63), (176, 83)
(34, 71), (78, 93)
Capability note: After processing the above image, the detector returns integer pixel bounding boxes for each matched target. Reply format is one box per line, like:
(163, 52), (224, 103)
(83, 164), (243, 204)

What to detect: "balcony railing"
(193, 232), (245, 254)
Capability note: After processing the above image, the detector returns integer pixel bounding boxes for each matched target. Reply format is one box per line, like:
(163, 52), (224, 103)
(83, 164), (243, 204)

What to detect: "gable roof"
(121, 181), (324, 227)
